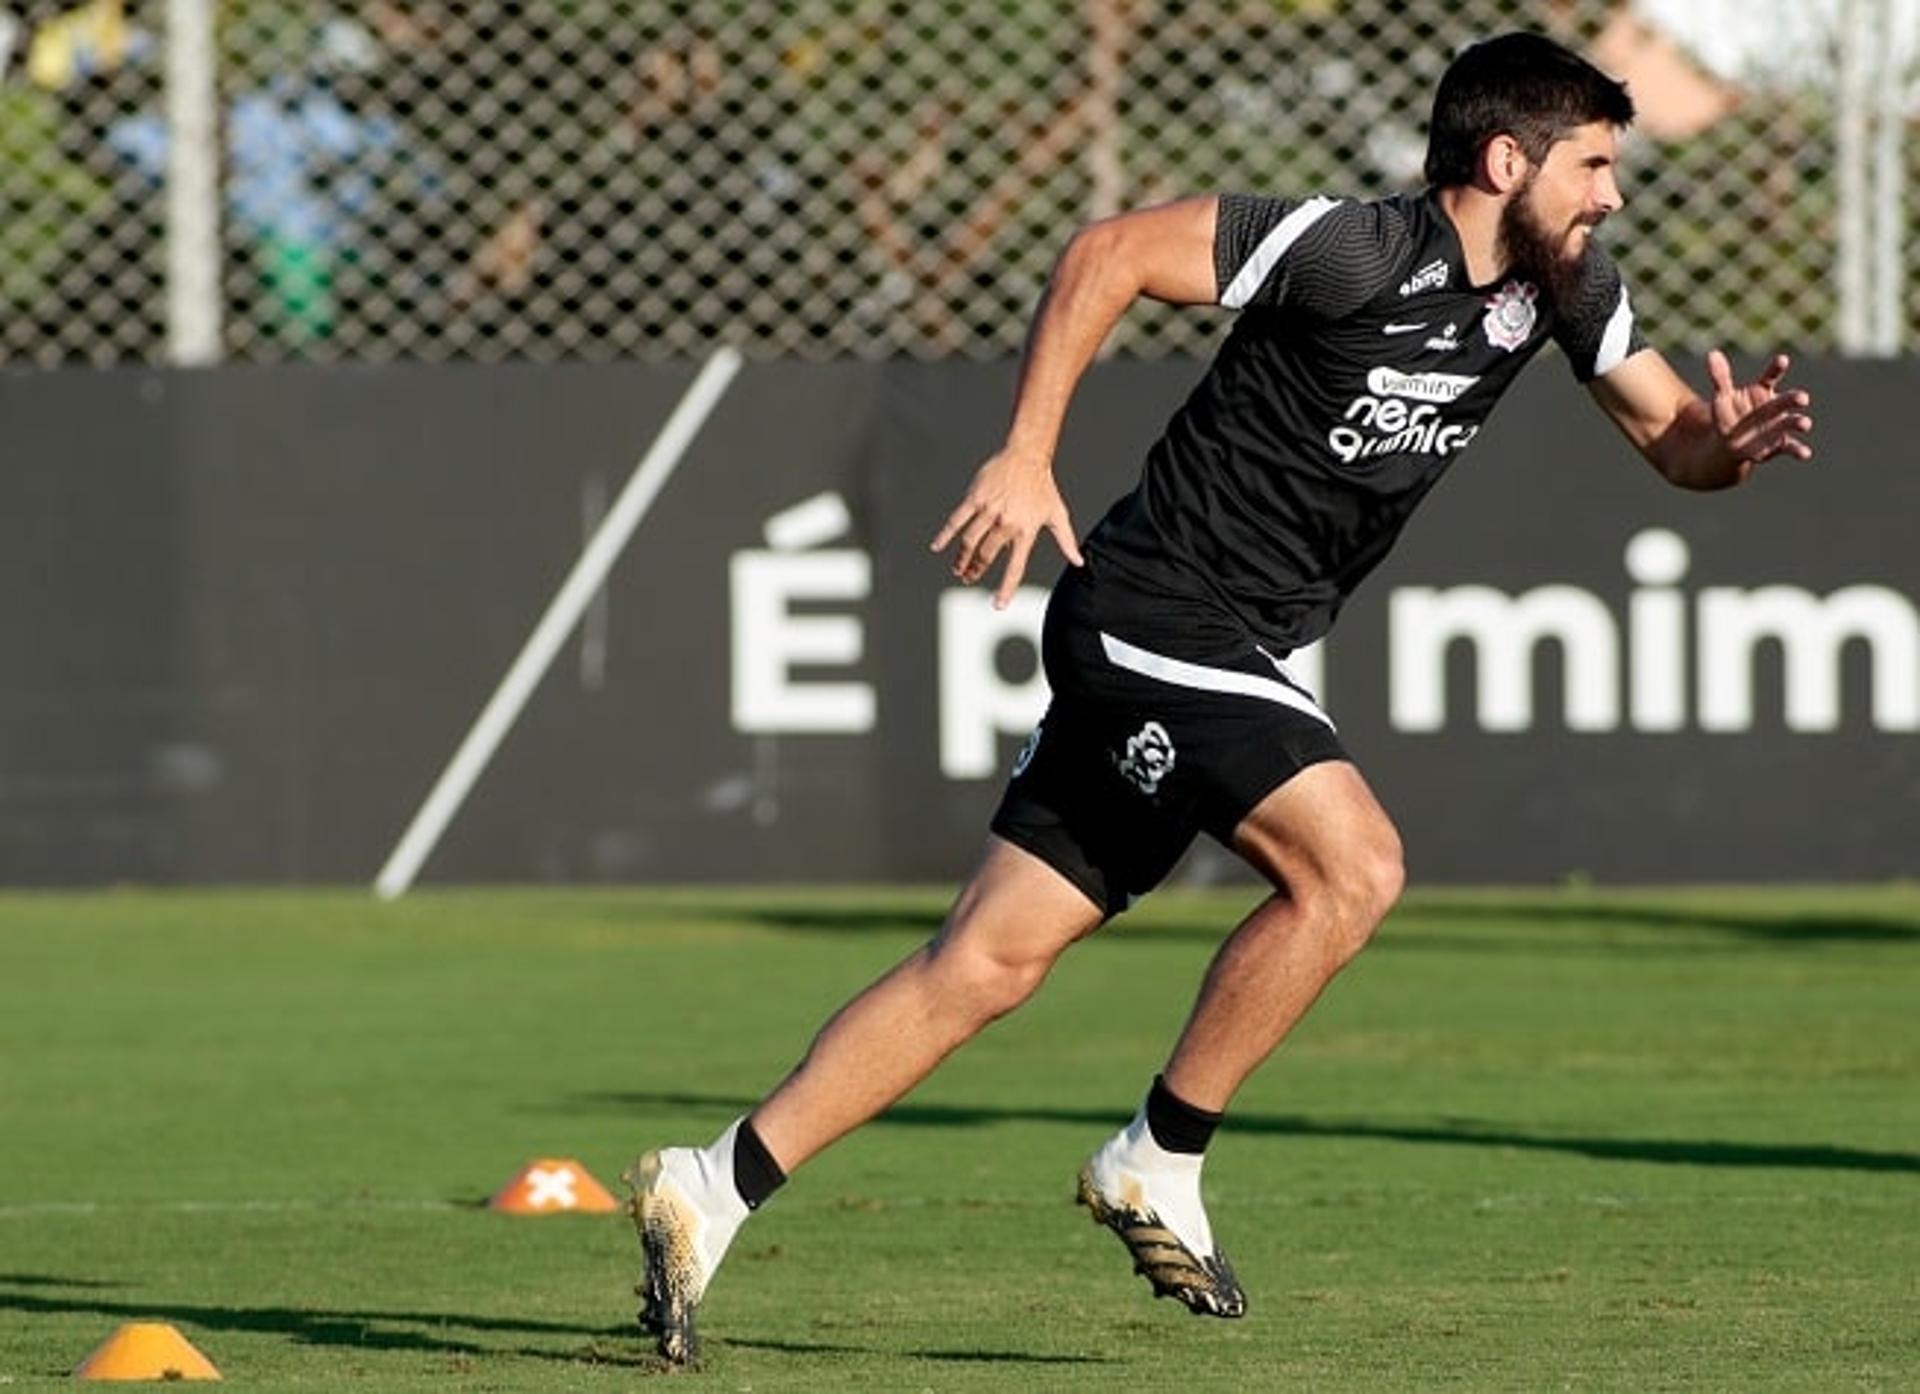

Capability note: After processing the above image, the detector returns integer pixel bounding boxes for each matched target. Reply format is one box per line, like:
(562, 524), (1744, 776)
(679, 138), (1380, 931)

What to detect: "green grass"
(1, 886), (1916, 1389)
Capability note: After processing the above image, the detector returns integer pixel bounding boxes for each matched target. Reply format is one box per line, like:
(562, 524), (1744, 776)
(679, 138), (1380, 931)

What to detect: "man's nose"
(1595, 171), (1624, 215)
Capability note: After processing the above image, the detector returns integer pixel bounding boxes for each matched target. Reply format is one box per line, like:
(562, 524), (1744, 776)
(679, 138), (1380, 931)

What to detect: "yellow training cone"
(488, 1158), (621, 1214)
(74, 1322), (221, 1380)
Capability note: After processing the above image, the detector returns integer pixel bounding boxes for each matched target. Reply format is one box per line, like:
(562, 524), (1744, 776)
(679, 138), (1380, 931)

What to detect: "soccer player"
(627, 31), (1815, 1364)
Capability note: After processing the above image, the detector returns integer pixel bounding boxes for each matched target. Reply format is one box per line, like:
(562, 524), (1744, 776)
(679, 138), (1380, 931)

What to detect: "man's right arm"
(932, 196), (1222, 607)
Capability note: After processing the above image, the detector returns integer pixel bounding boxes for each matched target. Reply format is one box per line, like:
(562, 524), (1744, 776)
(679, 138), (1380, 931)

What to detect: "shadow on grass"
(0, 1286), (625, 1365)
(1406, 900), (1920, 945)
(583, 1090), (1920, 1176)
(671, 899), (1920, 951)
(2, 1284), (1112, 1375)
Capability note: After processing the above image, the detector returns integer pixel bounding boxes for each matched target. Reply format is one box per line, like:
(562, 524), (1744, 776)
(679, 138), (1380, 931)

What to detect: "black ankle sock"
(1144, 1074), (1222, 1155)
(731, 1118), (788, 1211)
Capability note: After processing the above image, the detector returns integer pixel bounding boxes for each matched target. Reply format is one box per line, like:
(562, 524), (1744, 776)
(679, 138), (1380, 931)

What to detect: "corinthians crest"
(1115, 720), (1177, 796)
(1482, 280), (1538, 351)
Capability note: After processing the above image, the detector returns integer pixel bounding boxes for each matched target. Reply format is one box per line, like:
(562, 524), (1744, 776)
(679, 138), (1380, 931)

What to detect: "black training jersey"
(1084, 188), (1647, 654)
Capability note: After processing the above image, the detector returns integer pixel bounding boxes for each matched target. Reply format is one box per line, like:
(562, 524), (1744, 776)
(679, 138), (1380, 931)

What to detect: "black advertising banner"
(2, 356), (1915, 885)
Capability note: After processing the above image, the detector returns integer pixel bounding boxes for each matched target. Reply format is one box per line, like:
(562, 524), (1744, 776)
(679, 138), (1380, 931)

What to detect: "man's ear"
(1478, 133), (1531, 195)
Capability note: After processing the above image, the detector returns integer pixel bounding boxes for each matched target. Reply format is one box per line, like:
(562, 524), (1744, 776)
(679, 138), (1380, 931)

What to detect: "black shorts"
(991, 564), (1348, 918)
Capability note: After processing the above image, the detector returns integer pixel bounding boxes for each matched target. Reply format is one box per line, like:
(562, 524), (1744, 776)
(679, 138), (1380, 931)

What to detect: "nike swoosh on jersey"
(1382, 321), (1429, 335)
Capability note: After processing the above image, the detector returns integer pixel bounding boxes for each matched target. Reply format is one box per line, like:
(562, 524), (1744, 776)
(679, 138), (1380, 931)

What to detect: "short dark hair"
(1424, 32), (1635, 188)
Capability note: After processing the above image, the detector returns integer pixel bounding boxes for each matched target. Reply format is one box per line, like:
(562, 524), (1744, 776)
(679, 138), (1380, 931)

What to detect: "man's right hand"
(930, 449), (1085, 609)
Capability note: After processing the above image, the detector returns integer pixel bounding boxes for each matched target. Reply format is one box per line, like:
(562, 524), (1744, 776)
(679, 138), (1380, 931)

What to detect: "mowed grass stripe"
(0, 887), (1915, 1389)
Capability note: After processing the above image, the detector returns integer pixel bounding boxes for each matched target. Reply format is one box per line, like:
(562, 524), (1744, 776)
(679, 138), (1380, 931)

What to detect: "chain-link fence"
(1, 0), (1911, 366)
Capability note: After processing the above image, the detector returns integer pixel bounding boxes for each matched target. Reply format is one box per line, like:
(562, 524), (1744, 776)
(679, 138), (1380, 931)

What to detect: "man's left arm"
(1587, 348), (1816, 490)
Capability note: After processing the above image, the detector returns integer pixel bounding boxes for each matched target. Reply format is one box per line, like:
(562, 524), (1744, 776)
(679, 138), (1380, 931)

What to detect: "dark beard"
(1497, 186), (1597, 310)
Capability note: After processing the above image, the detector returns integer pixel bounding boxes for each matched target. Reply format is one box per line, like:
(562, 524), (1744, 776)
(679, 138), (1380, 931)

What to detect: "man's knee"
(928, 938), (1053, 1026)
(1325, 829), (1404, 963)
(1235, 764), (1405, 964)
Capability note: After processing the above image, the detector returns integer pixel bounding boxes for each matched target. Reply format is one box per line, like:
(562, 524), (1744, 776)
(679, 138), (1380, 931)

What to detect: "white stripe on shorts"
(1099, 632), (1335, 730)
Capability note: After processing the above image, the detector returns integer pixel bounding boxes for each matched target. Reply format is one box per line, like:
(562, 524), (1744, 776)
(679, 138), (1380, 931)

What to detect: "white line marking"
(372, 345), (745, 900)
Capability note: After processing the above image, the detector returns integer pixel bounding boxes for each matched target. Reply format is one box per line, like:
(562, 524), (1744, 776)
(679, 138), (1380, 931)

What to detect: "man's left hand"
(1707, 349), (1815, 467)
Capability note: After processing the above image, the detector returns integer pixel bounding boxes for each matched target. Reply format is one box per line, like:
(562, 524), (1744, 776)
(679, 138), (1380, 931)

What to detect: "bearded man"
(626, 31), (1815, 1366)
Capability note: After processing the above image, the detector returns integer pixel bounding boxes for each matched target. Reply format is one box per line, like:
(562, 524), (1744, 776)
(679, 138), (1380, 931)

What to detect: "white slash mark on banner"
(372, 345), (745, 899)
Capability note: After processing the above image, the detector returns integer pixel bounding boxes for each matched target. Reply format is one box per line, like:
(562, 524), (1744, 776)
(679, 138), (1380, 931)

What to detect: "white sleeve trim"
(1593, 284), (1636, 377)
(1219, 196), (1342, 309)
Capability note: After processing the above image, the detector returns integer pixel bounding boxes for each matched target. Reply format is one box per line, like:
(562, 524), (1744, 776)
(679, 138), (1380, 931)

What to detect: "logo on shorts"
(1115, 720), (1176, 796)
(1010, 722), (1043, 778)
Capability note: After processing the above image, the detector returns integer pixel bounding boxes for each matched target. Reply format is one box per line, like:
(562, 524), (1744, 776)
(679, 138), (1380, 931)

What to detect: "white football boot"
(1076, 1111), (1246, 1317)
(623, 1120), (752, 1365)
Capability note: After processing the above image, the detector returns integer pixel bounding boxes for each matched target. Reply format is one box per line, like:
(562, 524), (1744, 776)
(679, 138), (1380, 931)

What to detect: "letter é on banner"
(731, 492), (876, 733)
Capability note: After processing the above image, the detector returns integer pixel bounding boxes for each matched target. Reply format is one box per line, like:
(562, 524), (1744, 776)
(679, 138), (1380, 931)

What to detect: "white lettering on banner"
(1389, 529), (1920, 733)
(722, 512), (1918, 759)
(1391, 586), (1619, 732)
(730, 550), (876, 732)
(1697, 586), (1920, 731)
(1626, 527), (1688, 732)
(938, 588), (1049, 778)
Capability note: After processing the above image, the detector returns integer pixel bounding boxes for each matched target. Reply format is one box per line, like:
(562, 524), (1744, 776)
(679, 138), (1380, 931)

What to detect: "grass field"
(1, 886), (1916, 1390)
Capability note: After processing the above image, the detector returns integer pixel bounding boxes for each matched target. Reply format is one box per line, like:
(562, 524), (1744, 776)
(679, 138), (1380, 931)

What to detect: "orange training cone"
(74, 1322), (221, 1381)
(488, 1158), (621, 1214)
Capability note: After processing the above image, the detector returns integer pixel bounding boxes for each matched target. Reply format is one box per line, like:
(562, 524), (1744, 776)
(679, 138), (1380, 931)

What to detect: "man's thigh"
(935, 834), (1108, 966)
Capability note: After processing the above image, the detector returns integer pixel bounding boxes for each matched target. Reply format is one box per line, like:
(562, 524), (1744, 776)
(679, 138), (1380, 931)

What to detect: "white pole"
(165, 0), (222, 365)
(372, 346), (745, 899)
(1868, 0), (1905, 354)
(1835, 0), (1873, 353)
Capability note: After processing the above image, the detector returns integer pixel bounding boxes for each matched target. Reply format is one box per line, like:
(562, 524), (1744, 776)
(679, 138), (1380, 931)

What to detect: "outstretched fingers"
(1706, 347), (1737, 399)
(1707, 348), (1816, 466)
(1730, 391), (1815, 462)
(1755, 352), (1792, 393)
